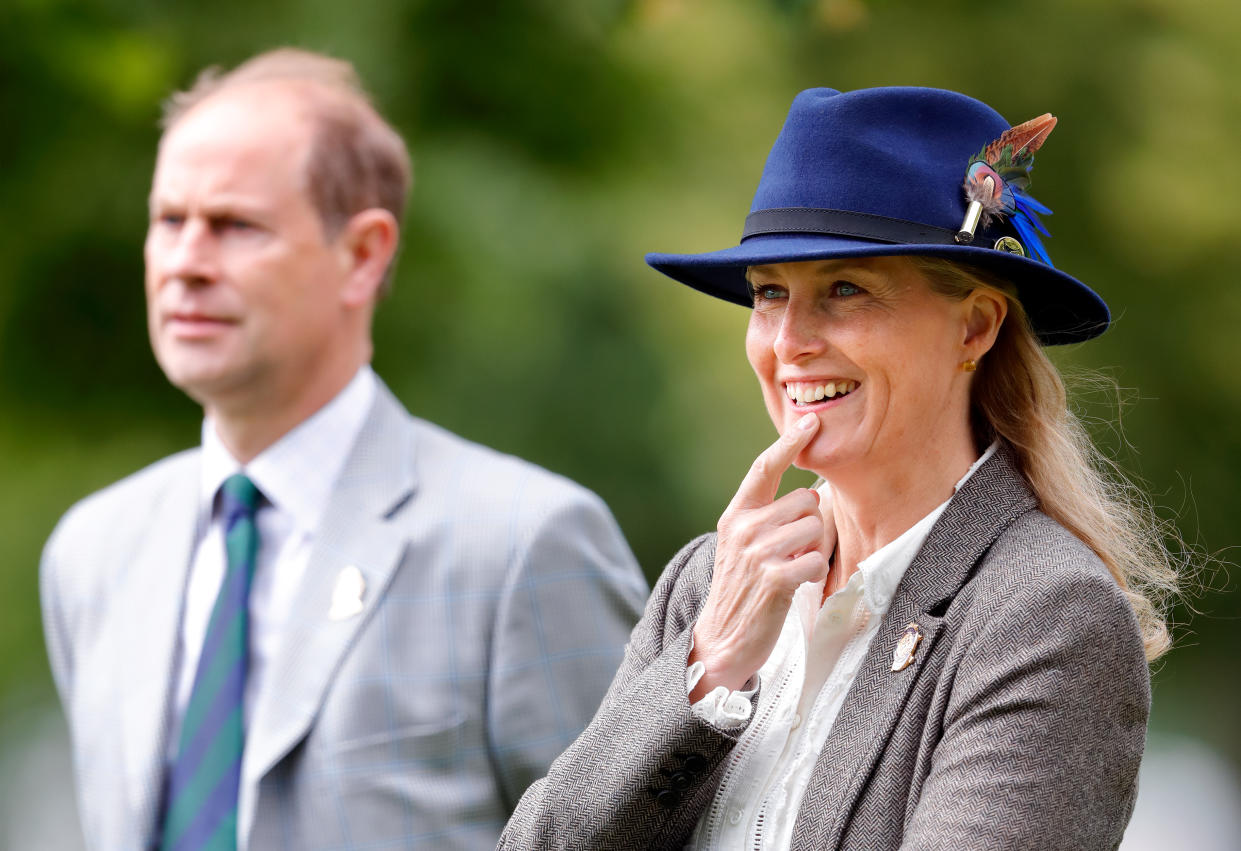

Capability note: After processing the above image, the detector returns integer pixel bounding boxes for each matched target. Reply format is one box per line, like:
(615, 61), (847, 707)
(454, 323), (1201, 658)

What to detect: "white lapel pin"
(328, 565), (366, 621)
(890, 623), (924, 672)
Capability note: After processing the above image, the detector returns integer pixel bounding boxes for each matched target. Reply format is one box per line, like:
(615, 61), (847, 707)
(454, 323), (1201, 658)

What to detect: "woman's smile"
(782, 378), (860, 408)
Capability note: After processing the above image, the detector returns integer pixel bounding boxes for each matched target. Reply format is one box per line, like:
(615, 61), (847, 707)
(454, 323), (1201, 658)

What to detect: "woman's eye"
(833, 281), (862, 297)
(754, 285), (786, 301)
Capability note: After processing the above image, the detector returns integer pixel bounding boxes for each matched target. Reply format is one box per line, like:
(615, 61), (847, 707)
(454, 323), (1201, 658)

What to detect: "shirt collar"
(955, 439), (999, 491)
(815, 439), (1001, 616)
(199, 365), (377, 532)
(854, 500), (947, 615)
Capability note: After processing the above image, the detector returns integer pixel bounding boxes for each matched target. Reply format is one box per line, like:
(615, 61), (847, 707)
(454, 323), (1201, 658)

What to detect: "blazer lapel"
(792, 448), (1038, 849)
(117, 455), (201, 842)
(240, 384), (418, 833)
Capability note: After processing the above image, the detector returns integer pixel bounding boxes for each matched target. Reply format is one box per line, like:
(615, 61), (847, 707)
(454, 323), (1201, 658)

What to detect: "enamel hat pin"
(890, 623), (924, 672)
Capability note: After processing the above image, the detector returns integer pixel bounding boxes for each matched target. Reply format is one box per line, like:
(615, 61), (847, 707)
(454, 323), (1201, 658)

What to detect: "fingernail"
(797, 413), (817, 431)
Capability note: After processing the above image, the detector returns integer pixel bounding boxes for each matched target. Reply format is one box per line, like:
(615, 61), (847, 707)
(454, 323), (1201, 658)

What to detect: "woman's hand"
(689, 413), (834, 701)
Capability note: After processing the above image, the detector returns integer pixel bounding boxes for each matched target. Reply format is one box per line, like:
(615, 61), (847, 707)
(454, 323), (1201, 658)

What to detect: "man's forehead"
(164, 83), (314, 151)
(152, 86), (314, 201)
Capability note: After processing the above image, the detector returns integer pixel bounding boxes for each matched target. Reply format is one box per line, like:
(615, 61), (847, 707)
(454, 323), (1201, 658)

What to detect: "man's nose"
(160, 218), (217, 284)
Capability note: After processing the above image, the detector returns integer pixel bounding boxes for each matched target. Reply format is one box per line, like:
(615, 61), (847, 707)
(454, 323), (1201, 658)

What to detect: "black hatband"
(742, 207), (966, 245)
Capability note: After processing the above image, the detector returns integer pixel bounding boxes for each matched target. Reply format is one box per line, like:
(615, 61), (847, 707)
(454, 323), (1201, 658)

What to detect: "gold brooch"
(890, 623), (924, 672)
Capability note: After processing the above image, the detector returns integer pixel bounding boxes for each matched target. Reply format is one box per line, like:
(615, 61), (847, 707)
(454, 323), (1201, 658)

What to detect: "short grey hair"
(162, 48), (411, 292)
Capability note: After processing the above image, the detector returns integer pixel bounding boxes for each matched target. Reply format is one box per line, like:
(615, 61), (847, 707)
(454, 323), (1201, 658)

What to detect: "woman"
(500, 86), (1177, 849)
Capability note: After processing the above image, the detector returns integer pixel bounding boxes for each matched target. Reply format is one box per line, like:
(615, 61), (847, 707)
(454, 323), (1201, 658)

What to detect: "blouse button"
(728, 808), (743, 825)
(791, 713), (802, 729)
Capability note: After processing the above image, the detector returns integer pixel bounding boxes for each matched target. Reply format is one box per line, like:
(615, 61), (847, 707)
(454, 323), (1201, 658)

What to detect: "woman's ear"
(337, 209), (399, 308)
(962, 287), (1008, 358)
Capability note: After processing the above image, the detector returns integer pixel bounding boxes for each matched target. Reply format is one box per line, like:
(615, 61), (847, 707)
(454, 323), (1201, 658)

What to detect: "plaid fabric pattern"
(41, 381), (648, 850)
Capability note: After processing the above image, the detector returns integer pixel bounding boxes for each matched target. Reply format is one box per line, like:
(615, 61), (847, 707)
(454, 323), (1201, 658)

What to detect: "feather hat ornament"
(954, 113), (1058, 264)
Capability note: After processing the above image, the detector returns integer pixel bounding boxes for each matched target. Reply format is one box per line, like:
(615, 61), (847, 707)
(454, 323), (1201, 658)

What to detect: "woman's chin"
(794, 442), (846, 479)
(792, 424), (880, 480)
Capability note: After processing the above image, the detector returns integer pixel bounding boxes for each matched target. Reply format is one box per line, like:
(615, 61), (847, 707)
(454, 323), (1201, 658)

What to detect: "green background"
(2, 0), (1239, 841)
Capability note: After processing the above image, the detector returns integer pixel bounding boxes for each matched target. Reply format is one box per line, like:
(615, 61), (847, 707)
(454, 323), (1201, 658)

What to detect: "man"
(40, 49), (648, 851)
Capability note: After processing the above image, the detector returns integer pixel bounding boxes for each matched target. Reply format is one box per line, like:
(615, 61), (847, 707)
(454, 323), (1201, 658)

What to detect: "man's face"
(145, 85), (352, 417)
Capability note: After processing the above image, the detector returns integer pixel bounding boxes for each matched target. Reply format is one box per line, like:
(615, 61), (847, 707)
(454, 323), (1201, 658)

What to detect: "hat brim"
(646, 233), (1109, 346)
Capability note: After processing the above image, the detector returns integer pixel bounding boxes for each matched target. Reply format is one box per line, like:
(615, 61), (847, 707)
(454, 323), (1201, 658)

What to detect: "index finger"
(728, 413), (821, 511)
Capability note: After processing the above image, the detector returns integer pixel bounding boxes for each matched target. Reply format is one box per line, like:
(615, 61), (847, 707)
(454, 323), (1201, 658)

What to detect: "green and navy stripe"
(161, 474), (260, 851)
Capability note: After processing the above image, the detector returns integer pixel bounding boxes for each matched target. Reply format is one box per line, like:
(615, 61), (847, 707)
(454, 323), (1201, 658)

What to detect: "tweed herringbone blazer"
(499, 447), (1150, 850)
(41, 381), (649, 850)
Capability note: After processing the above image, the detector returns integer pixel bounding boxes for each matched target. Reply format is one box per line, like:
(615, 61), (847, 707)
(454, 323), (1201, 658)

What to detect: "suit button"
(668, 771), (691, 791)
(681, 753), (707, 775)
(655, 789), (681, 809)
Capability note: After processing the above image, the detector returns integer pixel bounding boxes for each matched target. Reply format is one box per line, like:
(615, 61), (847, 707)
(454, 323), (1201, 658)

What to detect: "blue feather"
(1015, 198), (1052, 237)
(1017, 193), (1053, 216)
(1012, 214), (1052, 265)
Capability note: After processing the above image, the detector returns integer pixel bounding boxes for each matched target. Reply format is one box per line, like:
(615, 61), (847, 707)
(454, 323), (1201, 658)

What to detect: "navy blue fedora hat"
(645, 86), (1110, 345)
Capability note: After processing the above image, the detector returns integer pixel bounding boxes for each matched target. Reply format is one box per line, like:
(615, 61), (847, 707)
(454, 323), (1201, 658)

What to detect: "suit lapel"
(792, 448), (1037, 849)
(240, 384), (418, 833)
(116, 454), (201, 842)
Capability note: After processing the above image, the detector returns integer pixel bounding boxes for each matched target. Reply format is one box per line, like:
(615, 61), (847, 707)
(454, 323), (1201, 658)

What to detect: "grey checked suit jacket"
(500, 447), (1150, 850)
(41, 380), (649, 850)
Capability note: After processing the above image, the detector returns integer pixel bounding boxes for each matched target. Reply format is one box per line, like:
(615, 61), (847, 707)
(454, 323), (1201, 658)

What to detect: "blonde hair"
(910, 256), (1180, 661)
(162, 48), (411, 292)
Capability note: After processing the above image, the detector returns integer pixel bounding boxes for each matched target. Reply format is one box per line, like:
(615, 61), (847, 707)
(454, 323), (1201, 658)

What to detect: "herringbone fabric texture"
(500, 447), (1151, 850)
(161, 474), (260, 851)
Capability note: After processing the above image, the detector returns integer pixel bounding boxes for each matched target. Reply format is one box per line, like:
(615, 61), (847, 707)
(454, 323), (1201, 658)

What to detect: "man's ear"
(337, 209), (399, 308)
(962, 287), (1008, 359)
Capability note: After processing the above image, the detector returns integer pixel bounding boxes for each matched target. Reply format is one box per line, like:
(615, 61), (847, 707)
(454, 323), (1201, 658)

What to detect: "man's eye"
(158, 214), (184, 227)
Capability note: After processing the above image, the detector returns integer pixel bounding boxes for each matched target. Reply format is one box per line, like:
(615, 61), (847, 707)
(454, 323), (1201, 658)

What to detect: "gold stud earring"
(961, 359), (978, 373)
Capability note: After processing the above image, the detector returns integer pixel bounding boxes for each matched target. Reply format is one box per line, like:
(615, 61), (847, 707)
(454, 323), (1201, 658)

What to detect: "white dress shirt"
(687, 443), (998, 850)
(166, 366), (376, 756)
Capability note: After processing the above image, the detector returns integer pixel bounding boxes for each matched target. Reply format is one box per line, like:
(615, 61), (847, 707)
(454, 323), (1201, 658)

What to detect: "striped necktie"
(161, 473), (261, 851)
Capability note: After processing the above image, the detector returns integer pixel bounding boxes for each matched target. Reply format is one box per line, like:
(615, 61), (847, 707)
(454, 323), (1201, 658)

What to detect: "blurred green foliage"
(2, 0), (1239, 776)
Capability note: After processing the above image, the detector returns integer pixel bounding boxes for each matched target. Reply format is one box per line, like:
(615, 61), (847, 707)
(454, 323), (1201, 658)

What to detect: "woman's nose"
(772, 301), (828, 363)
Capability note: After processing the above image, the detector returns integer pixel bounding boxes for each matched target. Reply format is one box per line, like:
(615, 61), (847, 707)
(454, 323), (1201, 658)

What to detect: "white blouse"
(685, 444), (997, 850)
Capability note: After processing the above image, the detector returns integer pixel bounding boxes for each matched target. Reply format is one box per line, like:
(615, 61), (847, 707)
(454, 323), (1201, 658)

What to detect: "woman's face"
(745, 257), (977, 479)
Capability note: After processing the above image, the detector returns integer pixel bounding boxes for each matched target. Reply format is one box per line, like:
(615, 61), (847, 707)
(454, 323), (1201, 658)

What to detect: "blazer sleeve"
(486, 485), (650, 809)
(498, 533), (750, 851)
(902, 565), (1150, 850)
(40, 512), (78, 707)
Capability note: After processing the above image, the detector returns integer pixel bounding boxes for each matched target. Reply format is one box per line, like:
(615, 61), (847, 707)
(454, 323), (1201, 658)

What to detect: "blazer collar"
(792, 445), (1038, 849)
(239, 379), (418, 840)
(891, 444), (1037, 614)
